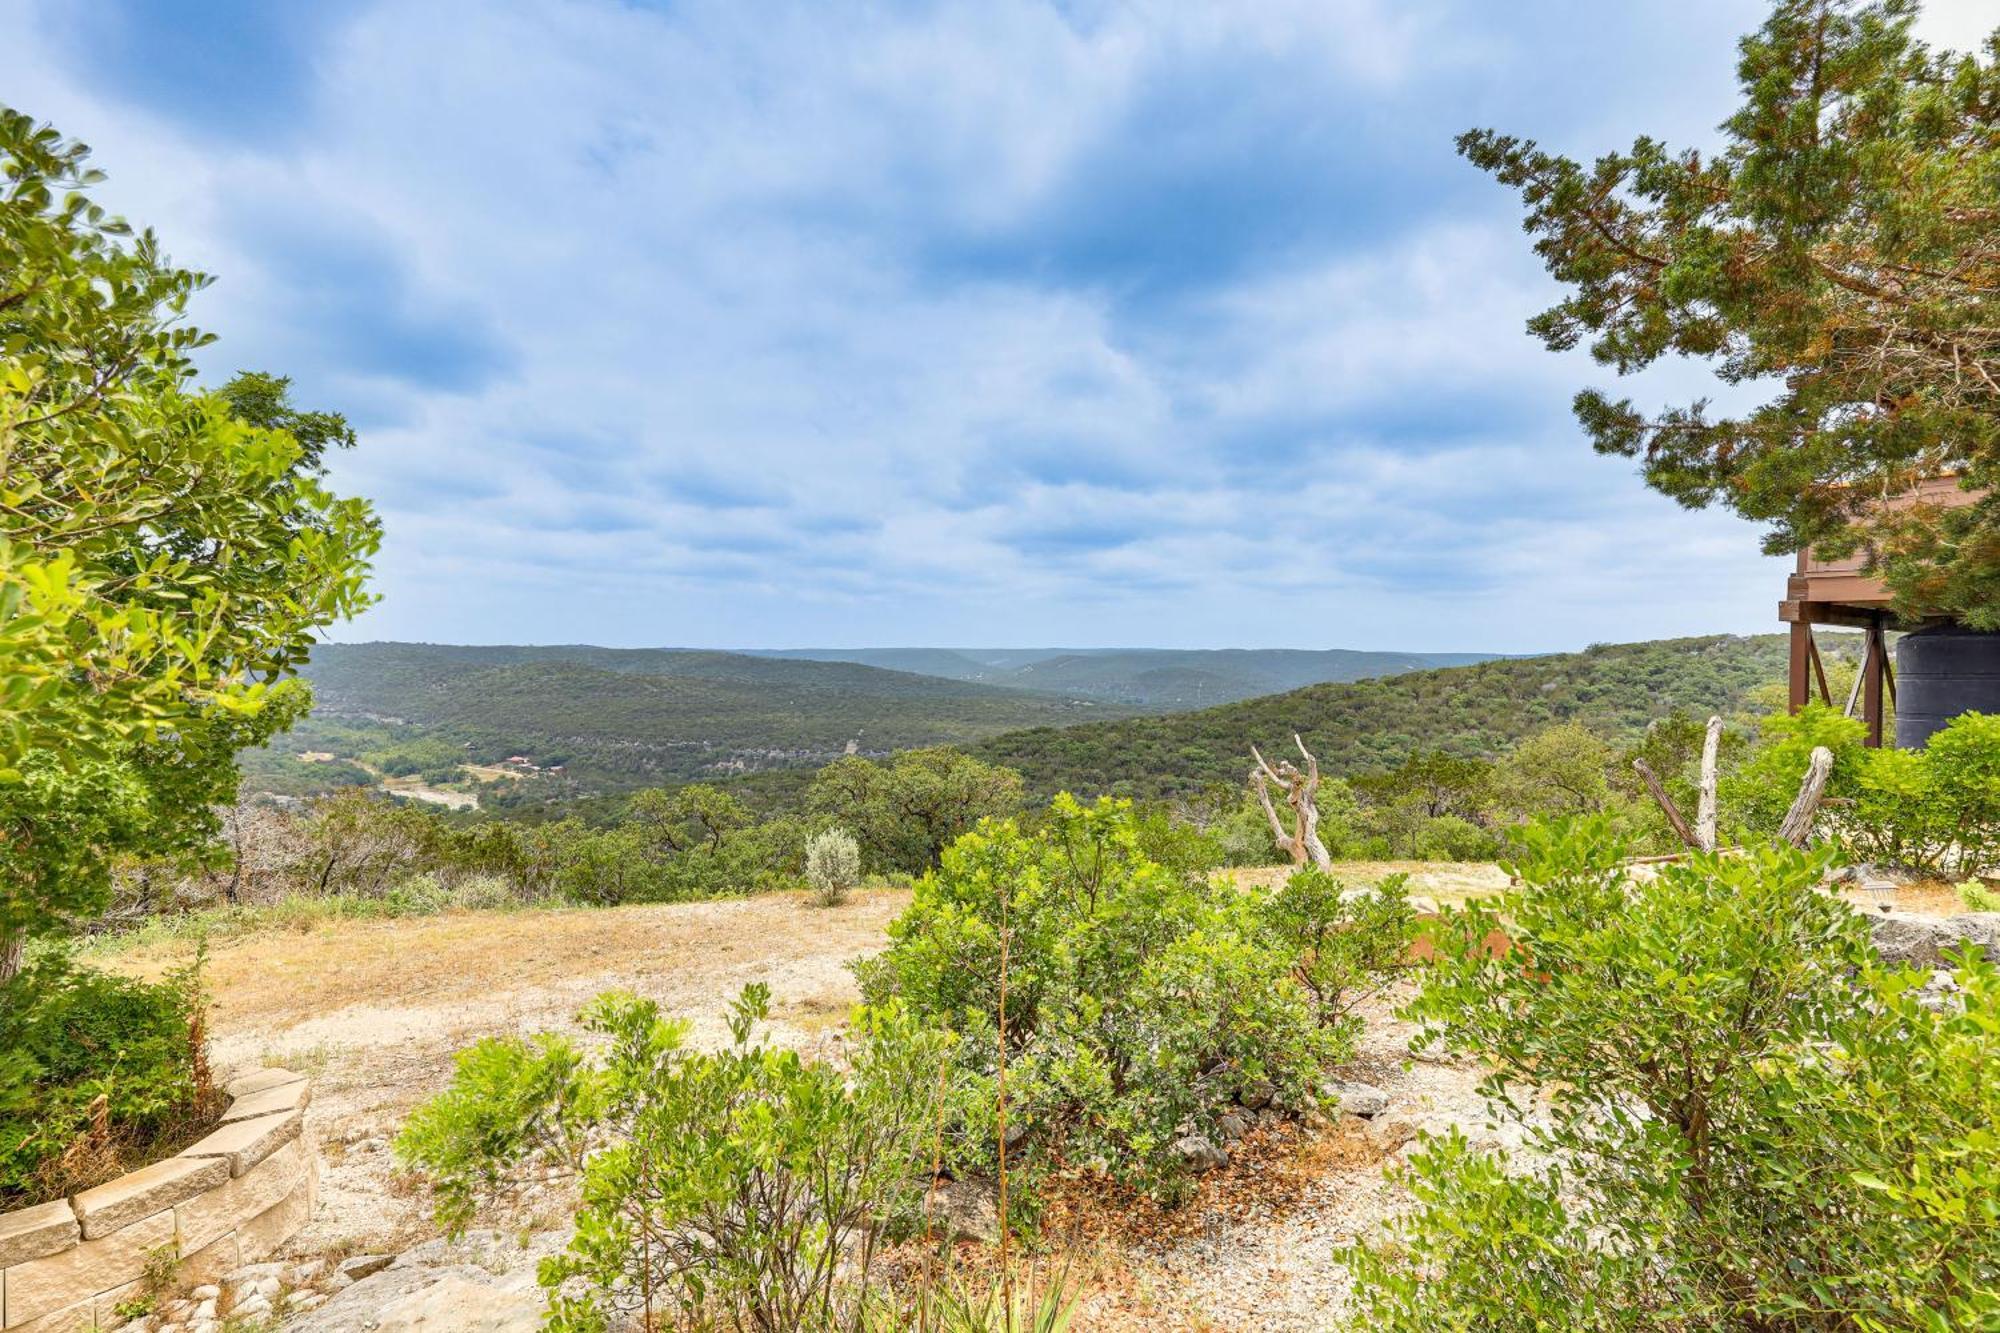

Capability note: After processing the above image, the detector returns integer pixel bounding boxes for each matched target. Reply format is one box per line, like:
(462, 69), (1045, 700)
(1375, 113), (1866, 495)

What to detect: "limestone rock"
(338, 1254), (395, 1281)
(1173, 1134), (1229, 1173)
(923, 1178), (1000, 1244)
(287, 1265), (541, 1333)
(72, 1154), (228, 1239)
(0, 1198), (80, 1267)
(1869, 911), (2000, 968)
(1324, 1080), (1389, 1119)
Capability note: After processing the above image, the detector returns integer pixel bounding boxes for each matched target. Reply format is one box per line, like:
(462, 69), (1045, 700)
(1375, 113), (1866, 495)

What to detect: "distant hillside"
(973, 634), (1853, 801)
(747, 646), (1503, 707)
(262, 643), (1136, 796)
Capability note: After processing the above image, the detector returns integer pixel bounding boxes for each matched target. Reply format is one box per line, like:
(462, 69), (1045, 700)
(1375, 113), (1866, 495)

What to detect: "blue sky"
(2, 0), (1990, 652)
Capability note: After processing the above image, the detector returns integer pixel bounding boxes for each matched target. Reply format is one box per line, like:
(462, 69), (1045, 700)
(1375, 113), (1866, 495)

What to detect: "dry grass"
(101, 887), (910, 1036)
(1222, 860), (1511, 905)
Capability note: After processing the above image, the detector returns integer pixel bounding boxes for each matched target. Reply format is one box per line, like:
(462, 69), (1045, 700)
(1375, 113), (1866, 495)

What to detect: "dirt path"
(106, 889), (910, 1257)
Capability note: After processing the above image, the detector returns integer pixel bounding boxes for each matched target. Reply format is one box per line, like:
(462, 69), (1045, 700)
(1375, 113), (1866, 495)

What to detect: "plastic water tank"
(1895, 625), (2000, 749)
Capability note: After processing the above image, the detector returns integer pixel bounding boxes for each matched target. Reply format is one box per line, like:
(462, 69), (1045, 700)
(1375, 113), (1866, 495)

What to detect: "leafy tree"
(808, 747), (1024, 874)
(216, 371), (356, 470)
(1462, 1), (2000, 625)
(0, 107), (380, 978)
(1493, 722), (1616, 819)
(626, 784), (752, 857)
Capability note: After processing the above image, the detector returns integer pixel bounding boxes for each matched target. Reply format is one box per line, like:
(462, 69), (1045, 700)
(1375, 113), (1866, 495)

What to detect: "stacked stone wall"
(0, 1070), (315, 1332)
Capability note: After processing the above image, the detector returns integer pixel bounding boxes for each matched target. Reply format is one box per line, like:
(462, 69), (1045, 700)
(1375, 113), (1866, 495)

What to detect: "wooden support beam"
(1807, 630), (1832, 706)
(1789, 621), (1812, 714)
(1862, 620), (1885, 748)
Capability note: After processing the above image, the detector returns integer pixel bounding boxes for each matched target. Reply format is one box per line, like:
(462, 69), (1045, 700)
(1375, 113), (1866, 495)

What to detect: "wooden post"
(1788, 622), (1813, 714)
(1778, 747), (1835, 847)
(1695, 716), (1722, 852)
(1862, 619), (1886, 748)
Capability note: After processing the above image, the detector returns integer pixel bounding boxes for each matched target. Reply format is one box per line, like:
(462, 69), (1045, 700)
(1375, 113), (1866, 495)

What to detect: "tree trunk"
(1634, 759), (1701, 850)
(0, 926), (24, 986)
(1252, 768), (1306, 864)
(1251, 738), (1333, 871)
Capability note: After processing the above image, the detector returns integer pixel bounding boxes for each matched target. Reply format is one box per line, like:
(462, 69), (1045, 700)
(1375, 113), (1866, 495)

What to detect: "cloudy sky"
(2, 1), (1990, 652)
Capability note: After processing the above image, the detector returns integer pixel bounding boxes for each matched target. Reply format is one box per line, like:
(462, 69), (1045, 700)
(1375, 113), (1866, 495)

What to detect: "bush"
(1847, 712), (2000, 876)
(1258, 868), (1416, 1043)
(857, 795), (1376, 1201)
(397, 985), (949, 1332)
(805, 828), (862, 906)
(1341, 818), (2000, 1330)
(0, 954), (215, 1205)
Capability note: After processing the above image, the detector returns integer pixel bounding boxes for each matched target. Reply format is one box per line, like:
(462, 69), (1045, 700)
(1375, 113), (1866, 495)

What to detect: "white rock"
(1173, 1133), (1229, 1172)
(1324, 1080), (1390, 1118)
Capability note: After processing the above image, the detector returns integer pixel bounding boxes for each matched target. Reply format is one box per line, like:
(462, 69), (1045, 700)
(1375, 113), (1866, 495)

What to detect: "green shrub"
(0, 954), (213, 1204)
(397, 985), (948, 1332)
(1721, 701), (1867, 839)
(1962, 880), (2000, 913)
(857, 795), (1363, 1201)
(1341, 818), (2000, 1330)
(805, 827), (862, 906)
(1847, 712), (2000, 877)
(1258, 868), (1416, 1043)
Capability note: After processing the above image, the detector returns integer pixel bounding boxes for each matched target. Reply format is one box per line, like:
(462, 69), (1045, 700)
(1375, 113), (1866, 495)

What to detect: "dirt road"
(107, 889), (911, 1256)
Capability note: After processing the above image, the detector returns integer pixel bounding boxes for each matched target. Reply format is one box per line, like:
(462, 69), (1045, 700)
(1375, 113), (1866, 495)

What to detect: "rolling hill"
(972, 633), (1859, 801)
(746, 646), (1503, 706)
(258, 643), (1140, 796)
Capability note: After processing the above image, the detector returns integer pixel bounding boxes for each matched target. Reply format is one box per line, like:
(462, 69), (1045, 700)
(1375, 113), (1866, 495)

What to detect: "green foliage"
(1463, 1), (2000, 625)
(1847, 710), (2000, 875)
(1723, 701), (1869, 836)
(1343, 818), (2000, 1330)
(805, 827), (861, 906)
(0, 106), (378, 964)
(976, 635), (1828, 804)
(1961, 879), (2000, 911)
(864, 1265), (1083, 1333)
(857, 795), (1359, 1201)
(397, 987), (950, 1332)
(810, 748), (1025, 874)
(1258, 869), (1416, 1043)
(0, 952), (211, 1204)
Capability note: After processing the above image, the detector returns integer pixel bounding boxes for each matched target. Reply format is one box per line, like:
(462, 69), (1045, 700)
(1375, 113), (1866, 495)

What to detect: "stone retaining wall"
(0, 1069), (316, 1332)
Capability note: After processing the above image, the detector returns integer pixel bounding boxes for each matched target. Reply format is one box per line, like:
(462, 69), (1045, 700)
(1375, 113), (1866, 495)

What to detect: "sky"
(1, 1), (1992, 654)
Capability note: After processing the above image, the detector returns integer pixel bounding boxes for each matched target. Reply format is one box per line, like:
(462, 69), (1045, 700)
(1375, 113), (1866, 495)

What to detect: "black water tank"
(1895, 625), (2000, 749)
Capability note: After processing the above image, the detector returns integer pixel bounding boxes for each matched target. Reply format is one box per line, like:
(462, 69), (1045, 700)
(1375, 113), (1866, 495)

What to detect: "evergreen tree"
(1463, 1), (2000, 623)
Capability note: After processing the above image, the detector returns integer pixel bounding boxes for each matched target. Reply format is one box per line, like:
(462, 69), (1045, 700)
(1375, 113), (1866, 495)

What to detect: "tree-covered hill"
(748, 645), (1502, 706)
(272, 642), (1139, 793)
(974, 634), (1853, 800)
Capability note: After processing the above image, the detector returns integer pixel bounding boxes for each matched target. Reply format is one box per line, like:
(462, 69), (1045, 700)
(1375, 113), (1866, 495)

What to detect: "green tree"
(216, 371), (356, 470)
(1463, 1), (2000, 624)
(808, 747), (1024, 874)
(0, 108), (379, 978)
(1494, 722), (1616, 820)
